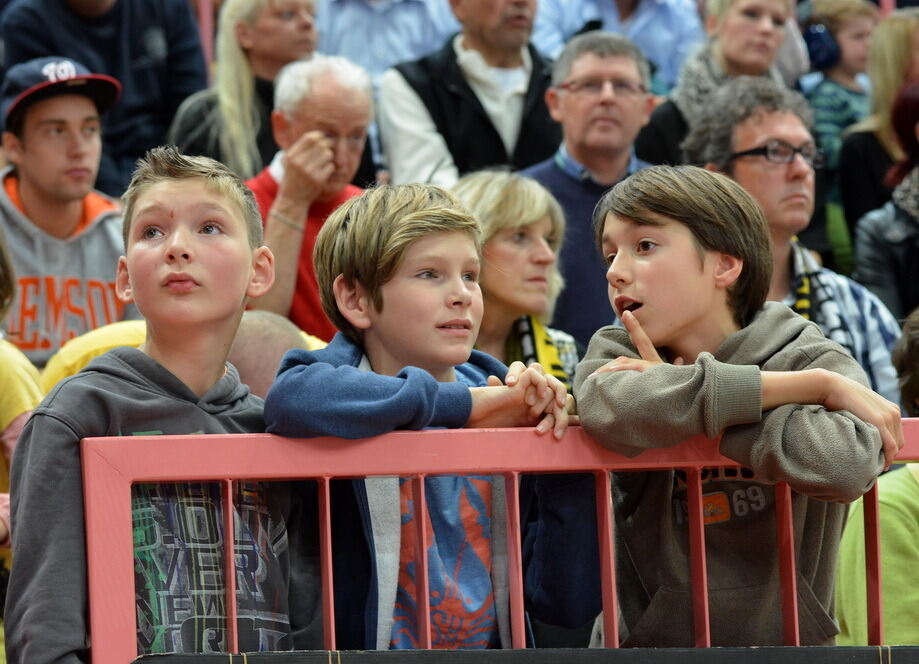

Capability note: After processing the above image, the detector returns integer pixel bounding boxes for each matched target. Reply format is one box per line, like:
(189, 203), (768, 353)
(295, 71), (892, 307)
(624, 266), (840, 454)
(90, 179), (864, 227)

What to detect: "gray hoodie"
(573, 302), (885, 646)
(6, 347), (318, 663)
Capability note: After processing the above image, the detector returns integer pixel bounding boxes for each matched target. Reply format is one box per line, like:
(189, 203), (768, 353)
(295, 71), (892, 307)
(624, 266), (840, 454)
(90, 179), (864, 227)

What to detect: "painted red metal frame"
(82, 422), (919, 663)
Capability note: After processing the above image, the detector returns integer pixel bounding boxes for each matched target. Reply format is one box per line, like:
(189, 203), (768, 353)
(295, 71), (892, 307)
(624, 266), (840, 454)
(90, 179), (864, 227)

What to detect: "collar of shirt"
(553, 143), (648, 185)
(453, 34), (532, 94)
(267, 150), (286, 184)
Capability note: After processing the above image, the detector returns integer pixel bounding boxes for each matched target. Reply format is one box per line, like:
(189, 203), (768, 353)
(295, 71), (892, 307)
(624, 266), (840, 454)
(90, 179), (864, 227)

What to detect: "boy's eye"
(511, 231), (528, 243)
(417, 269), (437, 279)
(604, 253), (616, 266)
(637, 240), (656, 252)
(199, 222), (222, 235)
(141, 226), (163, 240)
(463, 270), (479, 282)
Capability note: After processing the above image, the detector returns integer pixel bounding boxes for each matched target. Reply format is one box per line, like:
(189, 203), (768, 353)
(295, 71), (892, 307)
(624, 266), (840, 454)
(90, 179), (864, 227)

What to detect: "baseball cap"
(1, 56), (122, 131)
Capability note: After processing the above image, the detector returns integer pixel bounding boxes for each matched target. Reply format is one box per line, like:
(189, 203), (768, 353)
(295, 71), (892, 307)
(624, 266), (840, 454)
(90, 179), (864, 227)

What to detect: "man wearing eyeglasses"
(378, 0), (560, 187)
(683, 76), (900, 405)
(522, 31), (654, 348)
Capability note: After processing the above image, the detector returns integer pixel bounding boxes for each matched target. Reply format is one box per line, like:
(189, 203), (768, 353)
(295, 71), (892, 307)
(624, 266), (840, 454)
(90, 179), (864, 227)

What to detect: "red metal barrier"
(82, 422), (919, 663)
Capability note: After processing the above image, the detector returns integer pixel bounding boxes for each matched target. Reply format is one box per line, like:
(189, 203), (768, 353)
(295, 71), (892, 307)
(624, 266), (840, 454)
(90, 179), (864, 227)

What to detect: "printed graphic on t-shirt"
(5, 275), (126, 352)
(132, 481), (292, 653)
(390, 475), (498, 649)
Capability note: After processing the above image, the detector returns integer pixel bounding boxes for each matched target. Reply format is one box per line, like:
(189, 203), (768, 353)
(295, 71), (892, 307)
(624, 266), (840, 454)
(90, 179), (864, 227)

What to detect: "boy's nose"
(606, 256), (629, 286)
(165, 230), (193, 262)
(448, 278), (473, 306)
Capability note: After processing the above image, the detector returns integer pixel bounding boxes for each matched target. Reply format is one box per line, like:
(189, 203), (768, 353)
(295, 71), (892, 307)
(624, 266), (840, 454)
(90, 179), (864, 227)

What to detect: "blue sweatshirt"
(264, 334), (600, 648)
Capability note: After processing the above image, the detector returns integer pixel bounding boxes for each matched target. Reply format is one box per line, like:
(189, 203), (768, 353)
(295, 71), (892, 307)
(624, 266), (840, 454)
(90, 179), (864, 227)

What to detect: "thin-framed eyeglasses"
(556, 77), (646, 97)
(727, 139), (825, 169)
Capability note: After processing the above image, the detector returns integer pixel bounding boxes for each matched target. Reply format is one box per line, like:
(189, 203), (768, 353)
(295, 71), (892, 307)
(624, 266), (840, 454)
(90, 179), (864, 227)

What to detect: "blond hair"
(810, 0), (878, 36)
(595, 165), (773, 328)
(214, 0), (273, 178)
(314, 184), (481, 344)
(848, 8), (919, 158)
(121, 146), (263, 250)
(452, 171), (566, 321)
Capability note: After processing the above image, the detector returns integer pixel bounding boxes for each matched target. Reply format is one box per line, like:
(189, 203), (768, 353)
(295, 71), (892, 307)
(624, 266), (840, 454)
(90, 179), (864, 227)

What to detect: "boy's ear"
(713, 252), (743, 290)
(332, 274), (373, 330)
(115, 256), (134, 303)
(246, 246), (275, 298)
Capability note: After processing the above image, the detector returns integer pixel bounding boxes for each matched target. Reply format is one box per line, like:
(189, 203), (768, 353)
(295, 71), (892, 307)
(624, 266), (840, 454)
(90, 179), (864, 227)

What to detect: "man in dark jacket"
(378, 0), (560, 187)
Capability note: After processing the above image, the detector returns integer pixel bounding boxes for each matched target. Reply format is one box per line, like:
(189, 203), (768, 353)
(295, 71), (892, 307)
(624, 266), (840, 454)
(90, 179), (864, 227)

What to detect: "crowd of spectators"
(0, 0), (918, 659)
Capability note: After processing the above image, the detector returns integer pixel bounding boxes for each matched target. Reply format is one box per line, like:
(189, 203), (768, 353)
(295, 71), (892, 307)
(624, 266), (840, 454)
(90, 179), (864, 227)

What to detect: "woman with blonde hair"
(452, 171), (579, 387)
(839, 8), (919, 232)
(168, 0), (317, 179)
(635, 0), (789, 166)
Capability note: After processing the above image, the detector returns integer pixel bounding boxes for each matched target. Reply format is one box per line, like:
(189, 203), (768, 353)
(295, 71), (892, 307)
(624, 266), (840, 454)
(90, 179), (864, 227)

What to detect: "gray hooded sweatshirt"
(6, 347), (318, 663)
(573, 302), (885, 647)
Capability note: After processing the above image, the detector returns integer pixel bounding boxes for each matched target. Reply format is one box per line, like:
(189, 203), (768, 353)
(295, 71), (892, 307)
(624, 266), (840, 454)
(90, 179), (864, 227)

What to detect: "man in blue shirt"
(532, 0), (704, 92)
(522, 32), (653, 348)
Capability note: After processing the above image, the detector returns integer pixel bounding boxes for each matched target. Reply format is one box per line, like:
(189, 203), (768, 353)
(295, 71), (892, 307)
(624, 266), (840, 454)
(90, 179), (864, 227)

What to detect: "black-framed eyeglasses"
(556, 77), (646, 97)
(727, 139), (825, 169)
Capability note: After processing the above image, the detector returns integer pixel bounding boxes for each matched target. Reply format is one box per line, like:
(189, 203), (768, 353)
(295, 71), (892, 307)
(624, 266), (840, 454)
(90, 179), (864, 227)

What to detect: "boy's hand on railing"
(761, 368), (904, 469)
(817, 370), (904, 469)
(467, 363), (571, 439)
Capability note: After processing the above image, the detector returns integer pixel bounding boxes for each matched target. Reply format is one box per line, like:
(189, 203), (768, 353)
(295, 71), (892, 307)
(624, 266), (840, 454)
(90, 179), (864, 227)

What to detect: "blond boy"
(264, 183), (572, 649)
(6, 147), (316, 661)
(574, 165), (901, 646)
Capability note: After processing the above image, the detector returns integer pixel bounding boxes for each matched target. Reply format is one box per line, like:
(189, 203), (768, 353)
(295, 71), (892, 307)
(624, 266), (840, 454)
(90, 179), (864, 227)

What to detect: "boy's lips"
(437, 319), (473, 336)
(613, 295), (643, 318)
(162, 273), (200, 292)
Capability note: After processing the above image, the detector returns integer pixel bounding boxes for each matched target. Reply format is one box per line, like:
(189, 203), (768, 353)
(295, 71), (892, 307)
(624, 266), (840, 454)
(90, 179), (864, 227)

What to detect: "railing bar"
(686, 468), (711, 647)
(412, 475), (433, 648)
(775, 481), (800, 645)
(863, 483), (884, 645)
(222, 479), (239, 653)
(596, 470), (619, 648)
(318, 477), (337, 650)
(504, 472), (527, 648)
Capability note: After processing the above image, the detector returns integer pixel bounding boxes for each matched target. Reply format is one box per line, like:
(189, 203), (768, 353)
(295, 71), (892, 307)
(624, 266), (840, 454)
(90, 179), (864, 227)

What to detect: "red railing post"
(222, 479), (239, 653)
(411, 475), (433, 648)
(863, 484), (884, 645)
(595, 470), (619, 648)
(685, 468), (711, 647)
(503, 472), (527, 648)
(318, 476), (337, 650)
(775, 482), (800, 645)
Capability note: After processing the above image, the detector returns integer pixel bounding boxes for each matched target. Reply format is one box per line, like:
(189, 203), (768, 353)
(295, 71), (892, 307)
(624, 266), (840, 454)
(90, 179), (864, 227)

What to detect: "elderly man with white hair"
(247, 54), (372, 341)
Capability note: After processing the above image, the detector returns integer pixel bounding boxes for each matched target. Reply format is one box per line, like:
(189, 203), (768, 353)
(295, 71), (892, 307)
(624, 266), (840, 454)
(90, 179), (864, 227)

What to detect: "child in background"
(835, 307), (919, 645)
(804, 0), (879, 271)
(574, 165), (901, 646)
(265, 183), (580, 649)
(6, 147), (316, 662)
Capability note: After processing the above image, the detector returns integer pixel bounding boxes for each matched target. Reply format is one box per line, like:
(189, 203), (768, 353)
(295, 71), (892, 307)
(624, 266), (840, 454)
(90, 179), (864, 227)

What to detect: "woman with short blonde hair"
(452, 171), (579, 387)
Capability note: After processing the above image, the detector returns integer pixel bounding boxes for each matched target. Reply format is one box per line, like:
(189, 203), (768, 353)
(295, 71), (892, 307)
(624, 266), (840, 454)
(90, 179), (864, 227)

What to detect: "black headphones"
(803, 21), (841, 71)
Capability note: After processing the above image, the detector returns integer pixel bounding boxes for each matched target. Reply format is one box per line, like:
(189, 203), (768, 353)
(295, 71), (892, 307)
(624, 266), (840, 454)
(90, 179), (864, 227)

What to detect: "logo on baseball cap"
(1, 57), (122, 131)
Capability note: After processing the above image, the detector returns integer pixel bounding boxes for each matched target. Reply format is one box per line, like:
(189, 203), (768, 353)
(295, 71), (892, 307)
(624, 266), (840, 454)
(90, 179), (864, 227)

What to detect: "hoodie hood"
(40, 346), (264, 439)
